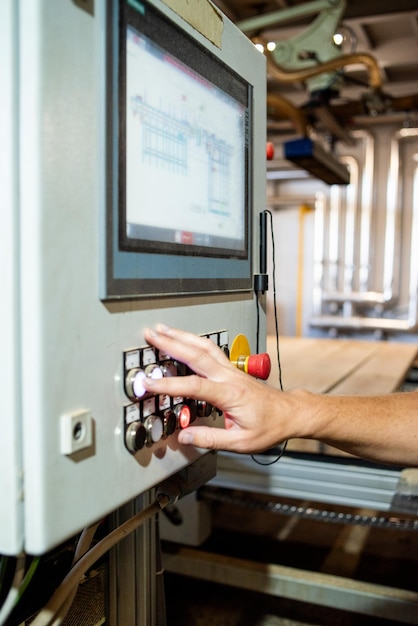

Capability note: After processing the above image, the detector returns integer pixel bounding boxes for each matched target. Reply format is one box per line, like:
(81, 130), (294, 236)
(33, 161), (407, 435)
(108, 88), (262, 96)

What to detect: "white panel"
(0, 0), (24, 555)
(16, 0), (266, 554)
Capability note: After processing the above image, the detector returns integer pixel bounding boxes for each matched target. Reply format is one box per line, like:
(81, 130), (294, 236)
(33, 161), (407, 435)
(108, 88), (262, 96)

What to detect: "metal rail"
(210, 451), (405, 512)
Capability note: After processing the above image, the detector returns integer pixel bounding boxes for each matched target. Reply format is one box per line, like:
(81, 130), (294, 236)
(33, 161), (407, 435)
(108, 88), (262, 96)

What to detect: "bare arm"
(143, 325), (418, 467)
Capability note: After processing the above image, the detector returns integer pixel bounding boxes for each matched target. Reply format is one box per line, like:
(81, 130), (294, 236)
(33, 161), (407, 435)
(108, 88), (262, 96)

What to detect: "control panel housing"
(0, 0), (266, 554)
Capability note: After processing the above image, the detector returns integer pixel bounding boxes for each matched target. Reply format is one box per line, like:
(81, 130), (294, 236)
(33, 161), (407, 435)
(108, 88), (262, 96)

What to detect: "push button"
(125, 368), (147, 400)
(174, 404), (191, 429)
(125, 421), (146, 453)
(144, 414), (163, 444)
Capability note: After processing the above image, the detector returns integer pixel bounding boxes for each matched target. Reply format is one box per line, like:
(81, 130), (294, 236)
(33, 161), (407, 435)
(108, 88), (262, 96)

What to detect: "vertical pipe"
(296, 204), (313, 336)
(342, 157), (357, 297)
(328, 184), (341, 293)
(312, 191), (326, 316)
(407, 160), (418, 325)
(358, 132), (374, 293)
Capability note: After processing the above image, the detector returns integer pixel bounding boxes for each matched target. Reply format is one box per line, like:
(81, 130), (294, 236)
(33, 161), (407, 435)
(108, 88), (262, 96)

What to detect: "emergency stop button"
(230, 334), (271, 380)
(247, 353), (271, 380)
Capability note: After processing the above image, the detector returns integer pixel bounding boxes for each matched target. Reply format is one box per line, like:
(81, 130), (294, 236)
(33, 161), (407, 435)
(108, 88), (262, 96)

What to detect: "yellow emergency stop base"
(230, 334), (250, 372)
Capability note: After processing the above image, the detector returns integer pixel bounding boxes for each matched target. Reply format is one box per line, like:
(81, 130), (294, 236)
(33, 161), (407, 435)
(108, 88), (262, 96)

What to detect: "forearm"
(296, 390), (418, 466)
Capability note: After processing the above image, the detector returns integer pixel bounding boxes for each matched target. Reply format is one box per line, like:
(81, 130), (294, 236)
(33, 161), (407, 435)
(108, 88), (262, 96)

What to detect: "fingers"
(143, 372), (228, 409)
(177, 424), (253, 453)
(143, 325), (232, 378)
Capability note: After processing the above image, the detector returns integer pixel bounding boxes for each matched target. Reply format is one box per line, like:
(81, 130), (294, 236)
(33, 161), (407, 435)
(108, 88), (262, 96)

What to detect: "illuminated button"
(125, 368), (147, 400)
(145, 363), (163, 380)
(125, 421), (146, 453)
(247, 353), (271, 380)
(144, 414), (163, 444)
(174, 404), (191, 429)
(163, 409), (177, 437)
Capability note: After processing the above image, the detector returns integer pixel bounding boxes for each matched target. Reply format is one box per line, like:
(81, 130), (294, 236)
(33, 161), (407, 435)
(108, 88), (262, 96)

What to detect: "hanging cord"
(31, 494), (170, 626)
(0, 555), (26, 626)
(253, 210), (287, 466)
(50, 520), (103, 626)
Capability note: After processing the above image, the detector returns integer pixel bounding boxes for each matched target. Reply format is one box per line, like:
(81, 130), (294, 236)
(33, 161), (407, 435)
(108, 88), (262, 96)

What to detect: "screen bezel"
(120, 10), (250, 260)
(103, 0), (254, 300)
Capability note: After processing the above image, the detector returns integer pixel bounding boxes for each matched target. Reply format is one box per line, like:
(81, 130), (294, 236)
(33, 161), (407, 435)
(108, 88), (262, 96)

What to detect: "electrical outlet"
(60, 409), (94, 455)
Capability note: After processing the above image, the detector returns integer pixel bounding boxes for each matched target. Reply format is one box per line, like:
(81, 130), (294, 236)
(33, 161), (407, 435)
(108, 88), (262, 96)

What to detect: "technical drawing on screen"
(0, 0), (266, 558)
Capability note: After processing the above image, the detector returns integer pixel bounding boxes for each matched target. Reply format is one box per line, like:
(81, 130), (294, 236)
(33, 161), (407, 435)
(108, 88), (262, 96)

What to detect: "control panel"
(122, 331), (229, 454)
(1, 0), (267, 556)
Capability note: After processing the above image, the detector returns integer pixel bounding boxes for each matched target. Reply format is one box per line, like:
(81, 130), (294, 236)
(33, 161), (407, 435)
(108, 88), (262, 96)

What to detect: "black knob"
(125, 421), (146, 453)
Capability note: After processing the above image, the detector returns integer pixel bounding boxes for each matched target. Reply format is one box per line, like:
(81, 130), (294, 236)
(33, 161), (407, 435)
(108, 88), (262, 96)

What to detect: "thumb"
(178, 425), (245, 452)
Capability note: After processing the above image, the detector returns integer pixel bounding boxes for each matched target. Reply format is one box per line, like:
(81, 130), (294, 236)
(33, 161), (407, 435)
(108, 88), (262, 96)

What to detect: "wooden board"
(267, 336), (417, 395)
(330, 342), (418, 395)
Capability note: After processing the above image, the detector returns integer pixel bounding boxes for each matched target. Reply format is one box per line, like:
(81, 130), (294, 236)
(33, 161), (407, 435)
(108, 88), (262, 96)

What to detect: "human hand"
(142, 325), (299, 453)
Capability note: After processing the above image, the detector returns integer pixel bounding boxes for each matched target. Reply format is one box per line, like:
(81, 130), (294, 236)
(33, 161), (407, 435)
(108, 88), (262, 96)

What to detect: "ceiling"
(211, 0), (418, 140)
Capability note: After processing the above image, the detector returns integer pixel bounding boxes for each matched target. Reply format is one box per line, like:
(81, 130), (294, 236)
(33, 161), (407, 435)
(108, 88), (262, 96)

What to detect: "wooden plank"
(267, 336), (378, 393)
(268, 336), (417, 395)
(330, 342), (418, 396)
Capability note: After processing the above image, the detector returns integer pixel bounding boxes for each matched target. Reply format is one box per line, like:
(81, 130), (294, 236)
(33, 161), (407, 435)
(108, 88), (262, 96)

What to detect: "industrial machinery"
(236, 0), (385, 185)
(0, 0), (267, 573)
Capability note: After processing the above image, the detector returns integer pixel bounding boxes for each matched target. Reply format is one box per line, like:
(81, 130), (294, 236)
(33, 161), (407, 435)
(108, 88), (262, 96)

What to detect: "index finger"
(143, 325), (232, 379)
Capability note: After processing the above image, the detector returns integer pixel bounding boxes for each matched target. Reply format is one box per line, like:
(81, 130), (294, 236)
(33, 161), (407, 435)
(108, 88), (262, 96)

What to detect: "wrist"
(287, 389), (326, 440)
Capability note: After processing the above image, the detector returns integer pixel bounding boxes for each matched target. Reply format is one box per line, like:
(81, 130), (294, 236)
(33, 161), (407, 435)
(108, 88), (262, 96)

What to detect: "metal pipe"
(265, 51), (383, 90)
(312, 130), (418, 330)
(310, 315), (418, 332)
(320, 130), (399, 307)
(266, 93), (308, 136)
(237, 0), (345, 34)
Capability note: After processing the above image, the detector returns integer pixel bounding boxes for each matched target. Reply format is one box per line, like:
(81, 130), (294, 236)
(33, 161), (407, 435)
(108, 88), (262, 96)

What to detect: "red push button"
(175, 404), (191, 429)
(246, 353), (271, 380)
(266, 142), (275, 160)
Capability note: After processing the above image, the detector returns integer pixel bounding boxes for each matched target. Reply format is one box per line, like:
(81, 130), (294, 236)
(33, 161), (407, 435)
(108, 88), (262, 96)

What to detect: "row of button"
(122, 330), (228, 454)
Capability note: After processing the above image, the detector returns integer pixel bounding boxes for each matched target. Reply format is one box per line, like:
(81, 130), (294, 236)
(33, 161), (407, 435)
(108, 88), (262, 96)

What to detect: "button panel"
(122, 330), (228, 454)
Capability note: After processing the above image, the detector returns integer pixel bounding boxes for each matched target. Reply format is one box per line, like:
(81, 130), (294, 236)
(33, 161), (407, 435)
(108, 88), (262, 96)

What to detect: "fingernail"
(156, 323), (171, 334)
(178, 431), (193, 445)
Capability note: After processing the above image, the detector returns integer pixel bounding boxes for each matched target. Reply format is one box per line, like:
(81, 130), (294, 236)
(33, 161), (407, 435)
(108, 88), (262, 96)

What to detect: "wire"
(0, 557), (8, 600)
(265, 209), (284, 393)
(0, 555), (25, 626)
(50, 520), (102, 626)
(14, 556), (41, 604)
(252, 209), (287, 466)
(255, 288), (260, 354)
(31, 495), (170, 626)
